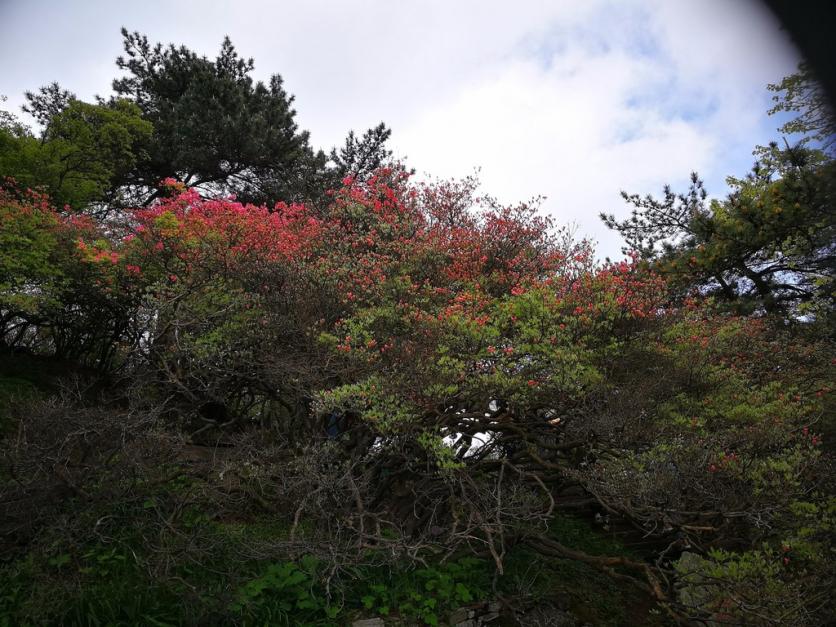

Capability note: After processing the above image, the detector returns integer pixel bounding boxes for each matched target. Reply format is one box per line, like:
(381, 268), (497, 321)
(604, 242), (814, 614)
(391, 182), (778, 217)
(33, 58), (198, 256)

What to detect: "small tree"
(603, 67), (835, 320)
(112, 29), (326, 205)
(0, 98), (151, 210)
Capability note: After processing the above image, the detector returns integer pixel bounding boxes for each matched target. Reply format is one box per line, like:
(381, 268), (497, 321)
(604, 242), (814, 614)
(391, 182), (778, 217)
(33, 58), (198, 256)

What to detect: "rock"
(352, 619), (385, 627)
(516, 605), (578, 626)
(449, 607), (470, 624)
(480, 612), (500, 623)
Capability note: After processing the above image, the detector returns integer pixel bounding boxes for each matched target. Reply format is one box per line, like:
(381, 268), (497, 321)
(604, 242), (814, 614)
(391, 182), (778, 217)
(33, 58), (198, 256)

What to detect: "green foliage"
(675, 543), (832, 626)
(330, 122), (396, 185)
(0, 99), (151, 210)
(604, 150), (835, 316)
(231, 557), (339, 624)
(766, 61), (835, 153)
(358, 558), (490, 625)
(416, 431), (464, 470)
(0, 513), (490, 627)
(6, 33), (393, 211)
(0, 184), (147, 366)
(0, 190), (62, 314)
(603, 64), (835, 319)
(314, 376), (420, 434)
(112, 29), (328, 205)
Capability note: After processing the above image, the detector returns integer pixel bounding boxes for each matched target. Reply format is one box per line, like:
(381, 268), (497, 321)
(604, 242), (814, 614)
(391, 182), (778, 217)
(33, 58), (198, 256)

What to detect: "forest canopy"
(0, 31), (834, 626)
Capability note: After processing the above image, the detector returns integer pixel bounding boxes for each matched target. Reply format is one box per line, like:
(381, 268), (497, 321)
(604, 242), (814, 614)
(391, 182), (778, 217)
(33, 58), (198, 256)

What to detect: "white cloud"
(396, 50), (718, 257)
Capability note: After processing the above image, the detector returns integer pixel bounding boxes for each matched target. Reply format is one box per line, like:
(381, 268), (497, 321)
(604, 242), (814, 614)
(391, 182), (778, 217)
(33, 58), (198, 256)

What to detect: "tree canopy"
(0, 96), (151, 210)
(603, 65), (835, 323)
(111, 29), (325, 205)
(1, 29), (394, 211)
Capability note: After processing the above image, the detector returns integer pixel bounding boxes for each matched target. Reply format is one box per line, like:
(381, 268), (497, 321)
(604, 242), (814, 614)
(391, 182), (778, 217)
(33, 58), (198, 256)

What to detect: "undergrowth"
(0, 501), (666, 626)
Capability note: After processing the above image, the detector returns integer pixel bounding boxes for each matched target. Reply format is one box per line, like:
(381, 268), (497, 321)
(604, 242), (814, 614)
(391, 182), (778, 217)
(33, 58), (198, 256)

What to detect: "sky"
(0, 0), (801, 259)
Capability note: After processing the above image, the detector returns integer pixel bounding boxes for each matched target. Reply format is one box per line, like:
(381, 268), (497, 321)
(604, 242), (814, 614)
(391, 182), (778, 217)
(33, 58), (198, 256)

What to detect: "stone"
(352, 619), (385, 627)
(449, 607), (470, 624)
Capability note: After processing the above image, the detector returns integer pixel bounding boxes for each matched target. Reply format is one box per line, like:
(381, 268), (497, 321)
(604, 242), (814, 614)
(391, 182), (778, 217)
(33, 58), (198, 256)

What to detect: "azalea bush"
(1, 167), (833, 625)
(0, 181), (146, 366)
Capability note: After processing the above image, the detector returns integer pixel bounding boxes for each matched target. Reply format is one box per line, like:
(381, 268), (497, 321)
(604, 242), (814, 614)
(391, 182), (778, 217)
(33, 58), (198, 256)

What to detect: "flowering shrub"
(0, 181), (145, 365)
(1, 170), (832, 624)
